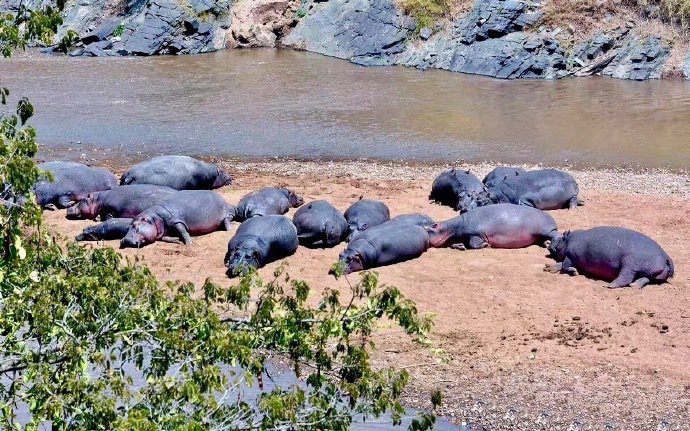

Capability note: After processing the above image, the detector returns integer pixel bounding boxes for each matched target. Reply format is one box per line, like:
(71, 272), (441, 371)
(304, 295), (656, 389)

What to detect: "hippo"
(333, 222), (430, 274)
(426, 203), (559, 250)
(482, 166), (526, 188)
(388, 213), (435, 227)
(225, 215), (299, 277)
(34, 161), (118, 209)
(429, 168), (490, 213)
(235, 187), (304, 221)
(292, 200), (348, 248)
(120, 156), (232, 190)
(75, 218), (133, 241)
(486, 169), (582, 210)
(343, 198), (390, 241)
(66, 184), (177, 220)
(546, 226), (674, 288)
(120, 190), (235, 248)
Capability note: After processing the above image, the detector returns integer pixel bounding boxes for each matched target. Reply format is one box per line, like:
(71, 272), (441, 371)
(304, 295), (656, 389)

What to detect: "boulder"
(683, 52), (690, 79)
(227, 0), (298, 48)
(601, 36), (670, 80)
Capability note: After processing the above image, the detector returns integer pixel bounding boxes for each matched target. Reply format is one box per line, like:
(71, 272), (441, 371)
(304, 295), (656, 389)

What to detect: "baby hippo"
(120, 190), (235, 248)
(292, 200), (348, 248)
(235, 187), (304, 221)
(546, 226), (674, 288)
(334, 222), (430, 274)
(75, 218), (133, 241)
(482, 166), (526, 188)
(67, 184), (176, 220)
(429, 168), (490, 213)
(427, 203), (559, 250)
(344, 198), (390, 241)
(120, 156), (232, 190)
(487, 169), (582, 210)
(225, 215), (299, 277)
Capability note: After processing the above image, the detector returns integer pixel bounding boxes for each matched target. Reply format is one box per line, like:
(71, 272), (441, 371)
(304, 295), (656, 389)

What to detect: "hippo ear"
(563, 230), (571, 238)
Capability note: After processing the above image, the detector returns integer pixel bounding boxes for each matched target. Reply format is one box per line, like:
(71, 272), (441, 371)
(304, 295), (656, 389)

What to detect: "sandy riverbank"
(42, 159), (690, 430)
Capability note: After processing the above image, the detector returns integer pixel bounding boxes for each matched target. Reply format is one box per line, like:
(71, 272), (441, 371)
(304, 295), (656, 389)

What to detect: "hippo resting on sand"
(487, 169), (582, 210)
(333, 222), (430, 274)
(235, 187), (304, 221)
(34, 161), (118, 209)
(546, 226), (674, 288)
(120, 190), (235, 248)
(225, 215), (298, 277)
(344, 198), (390, 241)
(76, 218), (133, 241)
(482, 166), (526, 188)
(426, 203), (559, 250)
(120, 156), (232, 190)
(66, 184), (177, 220)
(292, 200), (348, 248)
(388, 213), (435, 227)
(429, 168), (490, 213)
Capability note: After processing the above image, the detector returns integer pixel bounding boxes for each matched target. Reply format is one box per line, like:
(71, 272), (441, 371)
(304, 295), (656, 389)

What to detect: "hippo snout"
(225, 251), (259, 278)
(65, 206), (83, 219)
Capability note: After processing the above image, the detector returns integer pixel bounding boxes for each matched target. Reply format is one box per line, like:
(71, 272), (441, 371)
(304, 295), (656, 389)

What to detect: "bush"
(401, 0), (449, 32)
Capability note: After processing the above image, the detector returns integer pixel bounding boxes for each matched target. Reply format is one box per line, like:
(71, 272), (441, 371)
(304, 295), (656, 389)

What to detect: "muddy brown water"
(2, 49), (690, 168)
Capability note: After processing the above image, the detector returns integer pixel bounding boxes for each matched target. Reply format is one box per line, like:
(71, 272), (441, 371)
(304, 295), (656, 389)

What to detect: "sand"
(42, 160), (690, 430)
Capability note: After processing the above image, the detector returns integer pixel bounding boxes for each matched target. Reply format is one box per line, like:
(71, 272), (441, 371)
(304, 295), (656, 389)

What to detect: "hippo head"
(424, 222), (453, 248)
(547, 230), (570, 261)
(225, 245), (261, 278)
(75, 226), (99, 242)
(337, 248), (364, 274)
(212, 168), (233, 189)
(66, 193), (98, 220)
(120, 214), (163, 248)
(346, 222), (366, 243)
(285, 189), (304, 208)
(456, 190), (491, 213)
(120, 173), (134, 186)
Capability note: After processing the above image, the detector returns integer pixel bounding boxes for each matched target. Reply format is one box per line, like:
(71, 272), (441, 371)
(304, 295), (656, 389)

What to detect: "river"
(2, 49), (690, 169)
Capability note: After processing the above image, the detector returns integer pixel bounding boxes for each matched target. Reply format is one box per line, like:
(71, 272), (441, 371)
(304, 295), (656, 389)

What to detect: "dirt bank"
(43, 161), (690, 430)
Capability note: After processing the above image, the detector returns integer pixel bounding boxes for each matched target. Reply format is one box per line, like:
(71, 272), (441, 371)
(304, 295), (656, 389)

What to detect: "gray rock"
(282, 0), (415, 66)
(419, 27), (432, 40)
(602, 36), (670, 80)
(81, 18), (121, 45)
(683, 53), (690, 79)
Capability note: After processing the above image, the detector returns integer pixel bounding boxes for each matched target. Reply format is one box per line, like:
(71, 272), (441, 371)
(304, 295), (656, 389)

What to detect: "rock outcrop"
(226, 0), (299, 49)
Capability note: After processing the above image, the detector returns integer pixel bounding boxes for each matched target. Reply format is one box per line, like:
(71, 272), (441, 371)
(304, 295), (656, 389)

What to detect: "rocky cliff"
(1, 0), (684, 80)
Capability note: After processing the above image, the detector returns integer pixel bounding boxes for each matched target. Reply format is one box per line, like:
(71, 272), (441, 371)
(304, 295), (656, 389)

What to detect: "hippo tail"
(665, 257), (675, 280)
(120, 174), (134, 185)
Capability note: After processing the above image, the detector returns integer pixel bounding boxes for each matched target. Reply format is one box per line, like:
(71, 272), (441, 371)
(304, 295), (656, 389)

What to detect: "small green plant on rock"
(401, 0), (449, 33)
(113, 22), (125, 37)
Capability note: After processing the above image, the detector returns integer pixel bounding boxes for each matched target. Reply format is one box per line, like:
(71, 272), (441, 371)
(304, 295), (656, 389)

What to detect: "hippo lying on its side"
(76, 218), (133, 241)
(344, 198), (390, 241)
(66, 184), (177, 220)
(225, 215), (299, 277)
(426, 203), (559, 250)
(292, 200), (348, 248)
(235, 187), (304, 221)
(429, 168), (490, 213)
(482, 166), (526, 188)
(487, 169), (582, 210)
(120, 156), (232, 190)
(388, 213), (435, 227)
(120, 191), (235, 248)
(35, 161), (118, 209)
(334, 222), (429, 274)
(546, 227), (674, 288)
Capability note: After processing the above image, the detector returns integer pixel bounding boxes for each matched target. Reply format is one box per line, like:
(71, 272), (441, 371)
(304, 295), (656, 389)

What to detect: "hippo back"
(35, 162), (118, 206)
(344, 199), (390, 238)
(236, 188), (291, 220)
(229, 215), (298, 257)
(388, 213), (435, 227)
(482, 166), (526, 188)
(429, 169), (488, 211)
(349, 222), (429, 268)
(100, 184), (177, 219)
(488, 169), (579, 210)
(292, 200), (347, 246)
(121, 156), (220, 190)
(144, 190), (233, 235)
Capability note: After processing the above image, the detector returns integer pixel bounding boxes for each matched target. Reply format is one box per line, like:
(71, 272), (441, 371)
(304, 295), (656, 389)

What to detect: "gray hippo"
(235, 187), (304, 221)
(487, 169), (582, 210)
(120, 190), (235, 248)
(66, 184), (177, 220)
(429, 168), (490, 213)
(388, 213), (435, 227)
(344, 198), (390, 241)
(120, 156), (232, 190)
(225, 215), (299, 277)
(292, 200), (348, 248)
(34, 161), (118, 209)
(482, 166), (526, 188)
(75, 218), (133, 241)
(426, 203), (559, 250)
(333, 222), (429, 274)
(546, 226), (674, 288)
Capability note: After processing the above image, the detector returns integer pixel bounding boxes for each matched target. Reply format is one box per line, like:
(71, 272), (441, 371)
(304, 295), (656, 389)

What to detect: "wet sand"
(42, 160), (690, 430)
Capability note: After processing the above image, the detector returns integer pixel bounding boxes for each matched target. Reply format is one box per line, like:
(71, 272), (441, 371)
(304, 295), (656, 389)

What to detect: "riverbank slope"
(42, 159), (690, 430)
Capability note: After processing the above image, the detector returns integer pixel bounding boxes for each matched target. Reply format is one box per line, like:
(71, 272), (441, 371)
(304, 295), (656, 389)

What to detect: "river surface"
(2, 49), (690, 168)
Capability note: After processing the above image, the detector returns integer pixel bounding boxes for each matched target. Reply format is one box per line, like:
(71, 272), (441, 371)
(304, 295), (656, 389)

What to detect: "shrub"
(401, 0), (449, 32)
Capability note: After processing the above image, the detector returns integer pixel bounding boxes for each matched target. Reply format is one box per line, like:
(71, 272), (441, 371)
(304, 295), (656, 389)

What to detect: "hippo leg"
(608, 268), (636, 289)
(450, 243), (466, 251)
(630, 277), (651, 289)
(568, 197), (579, 210)
(57, 195), (74, 208)
(173, 223), (193, 245)
(161, 236), (183, 244)
(44, 203), (58, 211)
(223, 217), (232, 231)
(467, 236), (489, 249)
(544, 262), (562, 273)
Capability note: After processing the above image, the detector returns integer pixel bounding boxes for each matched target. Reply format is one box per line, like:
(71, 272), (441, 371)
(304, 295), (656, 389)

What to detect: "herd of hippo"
(22, 156), (675, 288)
